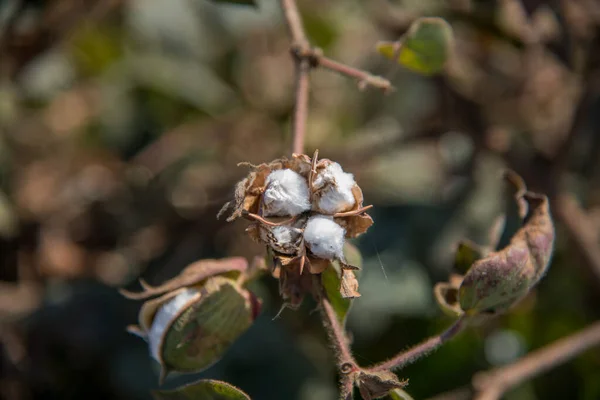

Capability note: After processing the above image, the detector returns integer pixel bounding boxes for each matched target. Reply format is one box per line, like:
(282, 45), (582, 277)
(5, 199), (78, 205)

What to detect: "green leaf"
(153, 379), (251, 400)
(209, 0), (256, 6)
(389, 388), (415, 400)
(321, 242), (363, 326)
(160, 279), (255, 376)
(377, 17), (454, 75)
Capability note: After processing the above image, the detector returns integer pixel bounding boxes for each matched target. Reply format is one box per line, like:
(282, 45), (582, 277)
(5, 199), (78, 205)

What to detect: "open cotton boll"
(148, 288), (200, 363)
(272, 225), (299, 245)
(304, 215), (346, 260)
(263, 169), (311, 216)
(313, 162), (356, 214)
(262, 223), (304, 254)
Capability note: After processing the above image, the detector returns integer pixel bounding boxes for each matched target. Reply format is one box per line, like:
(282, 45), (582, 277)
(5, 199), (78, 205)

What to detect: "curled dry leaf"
(120, 257), (249, 300)
(434, 171), (554, 320)
(340, 269), (361, 299)
(219, 151), (373, 306)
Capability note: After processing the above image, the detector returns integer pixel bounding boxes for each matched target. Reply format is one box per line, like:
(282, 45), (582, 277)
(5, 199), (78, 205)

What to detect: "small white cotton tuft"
(303, 215), (346, 260)
(263, 169), (311, 216)
(271, 225), (297, 245)
(313, 162), (356, 214)
(148, 288), (200, 363)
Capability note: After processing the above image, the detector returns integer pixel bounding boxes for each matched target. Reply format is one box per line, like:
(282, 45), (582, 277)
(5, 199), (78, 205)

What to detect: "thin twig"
(280, 0), (310, 155)
(473, 320), (600, 400)
(316, 54), (393, 92)
(279, 0), (392, 155)
(292, 59), (311, 154)
(368, 317), (465, 372)
(280, 0), (308, 46)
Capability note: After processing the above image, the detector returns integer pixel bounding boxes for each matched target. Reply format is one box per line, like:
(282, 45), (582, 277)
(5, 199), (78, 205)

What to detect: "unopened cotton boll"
(263, 169), (311, 216)
(304, 215), (346, 260)
(148, 288), (200, 362)
(313, 162), (356, 214)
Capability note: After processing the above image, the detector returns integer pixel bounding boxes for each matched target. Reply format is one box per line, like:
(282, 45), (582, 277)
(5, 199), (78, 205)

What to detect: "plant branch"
(311, 51), (393, 92)
(279, 0), (392, 155)
(280, 0), (310, 155)
(292, 59), (311, 154)
(280, 0), (308, 46)
(473, 320), (600, 400)
(319, 294), (357, 369)
(368, 317), (466, 372)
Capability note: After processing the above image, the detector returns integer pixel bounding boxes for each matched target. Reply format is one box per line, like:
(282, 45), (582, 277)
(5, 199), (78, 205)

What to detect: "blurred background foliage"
(1, 0), (600, 399)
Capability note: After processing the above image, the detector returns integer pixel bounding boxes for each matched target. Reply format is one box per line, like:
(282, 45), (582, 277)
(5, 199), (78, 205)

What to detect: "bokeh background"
(1, 0), (600, 399)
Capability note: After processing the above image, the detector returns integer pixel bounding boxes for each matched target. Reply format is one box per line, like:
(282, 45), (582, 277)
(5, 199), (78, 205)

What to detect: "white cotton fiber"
(303, 215), (346, 260)
(263, 169), (311, 216)
(149, 288), (200, 362)
(272, 225), (297, 245)
(313, 162), (356, 214)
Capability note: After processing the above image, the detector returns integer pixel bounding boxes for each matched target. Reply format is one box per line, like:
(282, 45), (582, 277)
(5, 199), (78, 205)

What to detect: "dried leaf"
(336, 213), (374, 239)
(340, 269), (361, 299)
(308, 257), (329, 274)
(153, 379), (251, 400)
(278, 258), (313, 308)
(120, 258), (248, 300)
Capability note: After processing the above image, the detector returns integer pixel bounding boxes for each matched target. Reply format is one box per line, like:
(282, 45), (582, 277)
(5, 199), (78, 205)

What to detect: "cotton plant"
(118, 5), (561, 400)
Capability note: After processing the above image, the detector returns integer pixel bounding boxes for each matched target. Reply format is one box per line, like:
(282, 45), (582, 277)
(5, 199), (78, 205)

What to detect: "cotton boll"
(261, 223), (304, 254)
(272, 225), (300, 245)
(263, 169), (311, 216)
(304, 215), (346, 260)
(313, 162), (356, 214)
(148, 288), (200, 362)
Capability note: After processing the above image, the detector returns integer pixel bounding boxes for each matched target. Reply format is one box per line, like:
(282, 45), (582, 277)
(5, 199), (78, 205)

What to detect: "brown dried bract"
(120, 257), (248, 300)
(357, 370), (407, 400)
